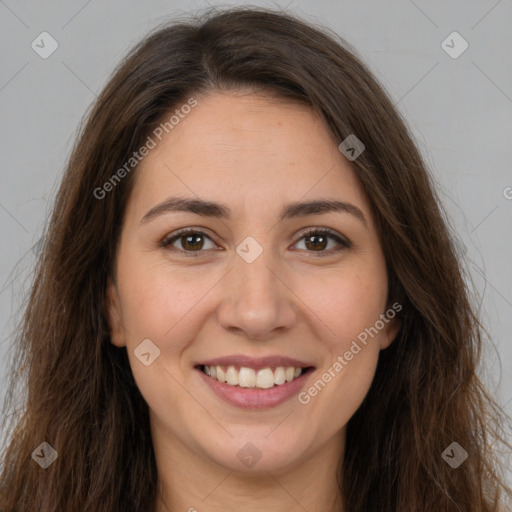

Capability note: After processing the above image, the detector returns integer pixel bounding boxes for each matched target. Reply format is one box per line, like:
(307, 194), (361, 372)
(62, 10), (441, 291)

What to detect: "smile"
(195, 355), (315, 409)
(201, 364), (304, 389)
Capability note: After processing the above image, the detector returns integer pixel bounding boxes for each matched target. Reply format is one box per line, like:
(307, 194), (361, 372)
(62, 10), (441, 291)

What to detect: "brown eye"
(294, 228), (350, 255)
(161, 229), (216, 255)
(304, 233), (329, 251)
(180, 233), (205, 251)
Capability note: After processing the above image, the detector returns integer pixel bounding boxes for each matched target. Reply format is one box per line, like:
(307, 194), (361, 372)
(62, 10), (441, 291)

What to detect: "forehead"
(128, 91), (372, 224)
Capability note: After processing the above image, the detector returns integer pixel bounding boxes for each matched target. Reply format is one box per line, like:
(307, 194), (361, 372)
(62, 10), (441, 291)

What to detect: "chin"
(200, 434), (310, 474)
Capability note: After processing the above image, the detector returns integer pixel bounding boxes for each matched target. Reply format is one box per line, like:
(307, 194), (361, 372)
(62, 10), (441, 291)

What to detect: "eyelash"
(160, 227), (351, 257)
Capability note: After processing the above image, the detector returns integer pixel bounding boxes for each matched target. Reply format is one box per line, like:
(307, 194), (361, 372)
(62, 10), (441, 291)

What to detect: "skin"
(106, 90), (401, 512)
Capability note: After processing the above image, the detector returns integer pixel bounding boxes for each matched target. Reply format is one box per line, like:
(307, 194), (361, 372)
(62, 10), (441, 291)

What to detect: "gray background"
(1, 0), (511, 483)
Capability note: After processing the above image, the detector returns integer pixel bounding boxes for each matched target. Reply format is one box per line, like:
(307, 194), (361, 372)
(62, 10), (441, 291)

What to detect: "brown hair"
(1, 6), (510, 511)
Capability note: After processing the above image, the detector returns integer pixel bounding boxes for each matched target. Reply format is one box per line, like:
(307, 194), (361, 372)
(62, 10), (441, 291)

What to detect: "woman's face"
(106, 90), (400, 474)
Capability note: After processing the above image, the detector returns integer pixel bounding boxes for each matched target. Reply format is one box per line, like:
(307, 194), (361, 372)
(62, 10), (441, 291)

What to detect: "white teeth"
(217, 366), (226, 383)
(274, 367), (286, 385)
(226, 366), (238, 386)
(238, 367), (256, 387)
(256, 368), (274, 389)
(202, 365), (305, 388)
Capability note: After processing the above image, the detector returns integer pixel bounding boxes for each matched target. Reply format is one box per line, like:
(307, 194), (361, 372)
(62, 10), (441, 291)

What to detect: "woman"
(0, 6), (510, 511)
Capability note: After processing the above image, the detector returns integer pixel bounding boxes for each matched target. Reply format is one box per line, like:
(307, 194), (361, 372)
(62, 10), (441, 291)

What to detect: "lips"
(194, 354), (315, 409)
(196, 354), (313, 370)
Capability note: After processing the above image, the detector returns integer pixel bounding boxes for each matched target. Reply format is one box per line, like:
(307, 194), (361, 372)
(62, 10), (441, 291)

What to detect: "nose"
(216, 244), (297, 341)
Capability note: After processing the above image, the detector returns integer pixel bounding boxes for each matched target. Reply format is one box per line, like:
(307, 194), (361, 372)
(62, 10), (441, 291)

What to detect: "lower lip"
(196, 368), (313, 409)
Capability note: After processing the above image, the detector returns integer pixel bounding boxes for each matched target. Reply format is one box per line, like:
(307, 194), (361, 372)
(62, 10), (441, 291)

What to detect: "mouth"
(197, 364), (313, 389)
(194, 355), (315, 409)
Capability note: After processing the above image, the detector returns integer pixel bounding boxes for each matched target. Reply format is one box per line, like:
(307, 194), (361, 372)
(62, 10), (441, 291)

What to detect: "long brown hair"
(1, 6), (510, 511)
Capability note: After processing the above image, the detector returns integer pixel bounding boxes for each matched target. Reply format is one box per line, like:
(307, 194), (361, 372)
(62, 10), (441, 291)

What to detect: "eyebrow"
(140, 196), (367, 227)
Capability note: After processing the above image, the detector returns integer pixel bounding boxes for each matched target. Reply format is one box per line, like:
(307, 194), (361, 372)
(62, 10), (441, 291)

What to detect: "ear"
(105, 277), (127, 348)
(379, 304), (402, 350)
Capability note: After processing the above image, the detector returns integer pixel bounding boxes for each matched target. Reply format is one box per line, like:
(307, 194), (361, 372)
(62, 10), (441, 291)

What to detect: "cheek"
(297, 262), (388, 346)
(116, 262), (213, 414)
(117, 257), (217, 346)
(113, 256), (218, 405)
(293, 263), (387, 427)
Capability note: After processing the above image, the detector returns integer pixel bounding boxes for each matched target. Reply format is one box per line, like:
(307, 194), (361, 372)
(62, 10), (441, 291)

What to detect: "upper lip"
(196, 354), (314, 370)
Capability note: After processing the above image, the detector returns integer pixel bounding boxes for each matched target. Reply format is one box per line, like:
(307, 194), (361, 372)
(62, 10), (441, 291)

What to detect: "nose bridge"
(236, 241), (278, 300)
(216, 235), (296, 339)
